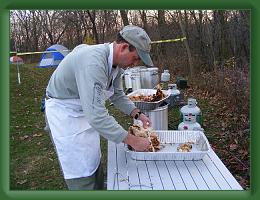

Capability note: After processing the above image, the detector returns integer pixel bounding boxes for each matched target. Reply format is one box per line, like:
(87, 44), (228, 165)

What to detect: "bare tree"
(139, 10), (148, 31)
(204, 11), (217, 71)
(178, 11), (194, 77)
(157, 10), (167, 60)
(38, 10), (70, 46)
(190, 10), (205, 60)
(120, 10), (129, 26)
(86, 10), (99, 44)
(10, 9), (249, 75)
(13, 11), (32, 52)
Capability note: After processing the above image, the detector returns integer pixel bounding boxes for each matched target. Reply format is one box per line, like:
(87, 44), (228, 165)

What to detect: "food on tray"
(129, 124), (149, 137)
(177, 142), (193, 152)
(128, 124), (160, 152)
(129, 88), (166, 102)
(148, 132), (160, 152)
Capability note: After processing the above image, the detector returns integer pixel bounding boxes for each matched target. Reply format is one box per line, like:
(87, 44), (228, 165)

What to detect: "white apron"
(45, 77), (116, 179)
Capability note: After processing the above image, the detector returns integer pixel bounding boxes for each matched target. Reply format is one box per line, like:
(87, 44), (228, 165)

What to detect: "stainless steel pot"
(139, 67), (159, 89)
(149, 67), (159, 88)
(131, 70), (141, 91)
(124, 69), (132, 89)
(144, 103), (168, 130)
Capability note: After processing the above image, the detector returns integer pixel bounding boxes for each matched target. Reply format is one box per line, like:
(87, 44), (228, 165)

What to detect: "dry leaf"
(33, 133), (43, 137)
(230, 144), (238, 151)
(19, 135), (29, 140)
(17, 179), (27, 184)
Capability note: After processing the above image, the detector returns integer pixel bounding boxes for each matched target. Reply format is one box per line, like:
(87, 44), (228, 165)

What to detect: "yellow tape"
(10, 37), (186, 55)
(151, 37), (186, 44)
(10, 50), (70, 56)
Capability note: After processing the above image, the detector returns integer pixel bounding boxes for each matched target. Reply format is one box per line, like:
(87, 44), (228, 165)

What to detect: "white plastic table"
(107, 142), (243, 190)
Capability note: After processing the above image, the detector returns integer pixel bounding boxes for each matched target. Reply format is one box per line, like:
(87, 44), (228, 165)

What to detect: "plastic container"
(160, 69), (170, 90)
(161, 69), (170, 82)
(166, 83), (181, 107)
(178, 121), (202, 131)
(180, 98), (202, 124)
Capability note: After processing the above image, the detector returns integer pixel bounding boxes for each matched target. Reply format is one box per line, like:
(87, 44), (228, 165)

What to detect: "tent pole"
(16, 62), (21, 84)
(13, 20), (21, 84)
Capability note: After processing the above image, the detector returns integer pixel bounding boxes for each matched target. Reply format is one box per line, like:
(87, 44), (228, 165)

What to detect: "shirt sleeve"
(74, 56), (128, 144)
(109, 69), (136, 115)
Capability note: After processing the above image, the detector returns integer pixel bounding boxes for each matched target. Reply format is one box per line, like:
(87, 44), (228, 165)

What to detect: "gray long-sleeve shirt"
(46, 43), (136, 143)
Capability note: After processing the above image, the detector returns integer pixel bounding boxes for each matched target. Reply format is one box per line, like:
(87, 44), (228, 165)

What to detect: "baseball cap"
(120, 25), (154, 67)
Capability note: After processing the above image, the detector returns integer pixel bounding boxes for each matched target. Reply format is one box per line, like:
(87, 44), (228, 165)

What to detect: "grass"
(10, 63), (249, 190)
(10, 63), (66, 190)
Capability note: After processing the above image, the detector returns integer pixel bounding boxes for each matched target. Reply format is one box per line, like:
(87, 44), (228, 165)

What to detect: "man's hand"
(123, 132), (150, 152)
(130, 108), (152, 129)
(138, 113), (151, 129)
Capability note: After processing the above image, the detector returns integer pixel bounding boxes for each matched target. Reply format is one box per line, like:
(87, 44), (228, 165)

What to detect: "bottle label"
(181, 113), (202, 124)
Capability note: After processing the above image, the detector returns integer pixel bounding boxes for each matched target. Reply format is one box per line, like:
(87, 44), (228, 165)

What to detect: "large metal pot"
(144, 103), (168, 130)
(139, 67), (159, 89)
(124, 66), (142, 90)
(124, 68), (132, 89)
(149, 67), (159, 88)
(130, 69), (141, 91)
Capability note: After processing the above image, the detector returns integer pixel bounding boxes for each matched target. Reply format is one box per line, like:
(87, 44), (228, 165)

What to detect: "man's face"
(117, 43), (142, 69)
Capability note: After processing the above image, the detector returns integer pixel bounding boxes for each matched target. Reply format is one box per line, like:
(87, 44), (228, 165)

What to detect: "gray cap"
(120, 25), (153, 67)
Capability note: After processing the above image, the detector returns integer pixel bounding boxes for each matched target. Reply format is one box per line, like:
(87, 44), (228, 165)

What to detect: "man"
(45, 25), (153, 190)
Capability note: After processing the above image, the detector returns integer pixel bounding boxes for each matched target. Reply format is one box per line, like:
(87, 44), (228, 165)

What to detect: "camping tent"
(37, 44), (69, 68)
(10, 56), (24, 65)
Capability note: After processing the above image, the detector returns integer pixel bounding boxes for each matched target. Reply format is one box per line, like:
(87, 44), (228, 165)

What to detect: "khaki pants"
(65, 164), (104, 190)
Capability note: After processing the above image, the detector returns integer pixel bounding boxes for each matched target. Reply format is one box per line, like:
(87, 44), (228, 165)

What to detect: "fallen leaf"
(17, 179), (27, 184)
(19, 135), (29, 140)
(230, 144), (238, 151)
(33, 133), (43, 137)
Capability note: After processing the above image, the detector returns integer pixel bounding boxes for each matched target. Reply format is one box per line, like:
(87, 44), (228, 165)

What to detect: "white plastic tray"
(125, 130), (211, 160)
(127, 89), (170, 110)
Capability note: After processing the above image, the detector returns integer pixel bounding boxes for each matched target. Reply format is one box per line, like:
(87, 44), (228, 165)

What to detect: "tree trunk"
(205, 13), (216, 71)
(87, 10), (99, 44)
(120, 10), (129, 26)
(140, 10), (148, 31)
(157, 10), (167, 66)
(178, 11), (194, 77)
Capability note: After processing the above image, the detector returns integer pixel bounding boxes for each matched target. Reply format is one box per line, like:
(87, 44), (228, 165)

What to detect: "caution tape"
(151, 37), (186, 44)
(10, 50), (70, 56)
(10, 37), (186, 55)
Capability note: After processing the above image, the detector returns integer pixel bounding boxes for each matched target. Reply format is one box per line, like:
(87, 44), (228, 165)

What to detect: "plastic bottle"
(167, 83), (180, 107)
(160, 69), (170, 89)
(179, 98), (202, 124)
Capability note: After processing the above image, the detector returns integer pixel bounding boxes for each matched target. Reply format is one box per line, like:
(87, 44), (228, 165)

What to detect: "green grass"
(10, 63), (66, 190)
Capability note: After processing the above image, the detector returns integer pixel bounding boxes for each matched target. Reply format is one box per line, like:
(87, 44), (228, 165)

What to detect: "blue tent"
(37, 44), (70, 68)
